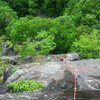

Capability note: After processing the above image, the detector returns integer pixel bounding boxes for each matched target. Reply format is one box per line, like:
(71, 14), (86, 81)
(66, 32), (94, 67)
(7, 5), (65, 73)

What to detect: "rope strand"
(74, 73), (77, 100)
(61, 58), (77, 100)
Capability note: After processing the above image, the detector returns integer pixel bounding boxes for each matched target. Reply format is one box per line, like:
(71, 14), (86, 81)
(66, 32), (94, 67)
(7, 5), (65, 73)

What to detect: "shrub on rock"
(7, 80), (45, 92)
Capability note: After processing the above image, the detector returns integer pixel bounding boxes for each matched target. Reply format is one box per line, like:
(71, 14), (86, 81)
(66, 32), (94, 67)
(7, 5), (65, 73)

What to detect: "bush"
(7, 80), (45, 92)
(0, 59), (9, 77)
(53, 15), (77, 53)
(6, 17), (57, 57)
(0, 59), (16, 83)
(6, 17), (58, 43)
(14, 30), (56, 58)
(82, 14), (97, 26)
(0, 36), (5, 55)
(71, 29), (100, 58)
(3, 0), (69, 17)
(2, 0), (28, 16)
(39, 0), (69, 17)
(0, 1), (17, 36)
(6, 15), (79, 55)
(0, 63), (5, 77)
(0, 0), (9, 7)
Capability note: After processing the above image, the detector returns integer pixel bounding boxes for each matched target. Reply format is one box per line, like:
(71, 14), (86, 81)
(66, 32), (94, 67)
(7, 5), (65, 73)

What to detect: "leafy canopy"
(0, 0), (17, 36)
(71, 29), (100, 58)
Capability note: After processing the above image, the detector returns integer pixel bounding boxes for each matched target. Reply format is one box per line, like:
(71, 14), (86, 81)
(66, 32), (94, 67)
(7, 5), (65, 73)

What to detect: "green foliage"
(0, 61), (5, 77)
(33, 30), (56, 55)
(0, 0), (17, 36)
(11, 67), (16, 74)
(0, 59), (9, 77)
(28, 0), (44, 16)
(0, 0), (9, 7)
(0, 59), (16, 83)
(6, 15), (78, 55)
(15, 30), (55, 58)
(7, 80), (45, 92)
(6, 17), (57, 43)
(3, 0), (69, 17)
(76, 25), (93, 35)
(82, 14), (97, 26)
(0, 59), (10, 83)
(0, 0), (99, 58)
(6, 17), (57, 57)
(71, 29), (100, 58)
(2, 0), (28, 16)
(41, 0), (69, 17)
(0, 36), (5, 54)
(0, 36), (13, 56)
(53, 15), (77, 53)
(15, 43), (35, 58)
(64, 0), (100, 27)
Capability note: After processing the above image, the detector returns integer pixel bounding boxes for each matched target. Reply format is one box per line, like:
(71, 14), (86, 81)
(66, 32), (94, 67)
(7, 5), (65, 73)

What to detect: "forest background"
(0, 0), (100, 59)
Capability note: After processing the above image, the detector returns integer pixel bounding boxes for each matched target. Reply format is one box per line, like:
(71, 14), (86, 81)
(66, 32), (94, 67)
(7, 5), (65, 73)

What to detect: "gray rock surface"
(69, 59), (100, 90)
(5, 69), (25, 83)
(1, 56), (20, 65)
(0, 59), (100, 100)
(6, 59), (100, 90)
(66, 53), (80, 61)
(6, 62), (67, 85)
(23, 56), (33, 63)
(2, 43), (17, 56)
(3, 66), (14, 83)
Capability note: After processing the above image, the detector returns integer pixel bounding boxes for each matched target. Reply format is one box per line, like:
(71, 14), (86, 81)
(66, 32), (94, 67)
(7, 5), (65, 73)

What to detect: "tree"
(71, 29), (100, 58)
(53, 15), (77, 53)
(14, 30), (56, 58)
(6, 16), (57, 43)
(64, 0), (100, 27)
(0, 0), (17, 36)
(3, 0), (69, 17)
(2, 0), (28, 16)
(6, 17), (56, 57)
(6, 15), (78, 54)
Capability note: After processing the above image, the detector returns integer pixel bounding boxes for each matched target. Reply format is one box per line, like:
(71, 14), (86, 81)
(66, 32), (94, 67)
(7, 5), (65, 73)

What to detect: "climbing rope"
(60, 57), (77, 100)
(67, 60), (77, 100)
(60, 57), (100, 100)
(74, 69), (77, 100)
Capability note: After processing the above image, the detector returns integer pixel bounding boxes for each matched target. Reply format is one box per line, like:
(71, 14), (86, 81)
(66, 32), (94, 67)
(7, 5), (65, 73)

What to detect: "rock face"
(1, 56), (20, 65)
(1, 61), (76, 100)
(43, 71), (74, 92)
(5, 69), (25, 83)
(5, 69), (40, 83)
(3, 67), (13, 83)
(2, 43), (17, 56)
(69, 59), (100, 90)
(23, 56), (33, 63)
(6, 59), (100, 90)
(66, 53), (80, 61)
(0, 85), (8, 94)
(0, 59), (100, 100)
(6, 62), (70, 85)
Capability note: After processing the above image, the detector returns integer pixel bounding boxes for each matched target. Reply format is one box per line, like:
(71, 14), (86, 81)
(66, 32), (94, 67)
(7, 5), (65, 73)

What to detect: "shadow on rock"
(39, 70), (75, 100)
